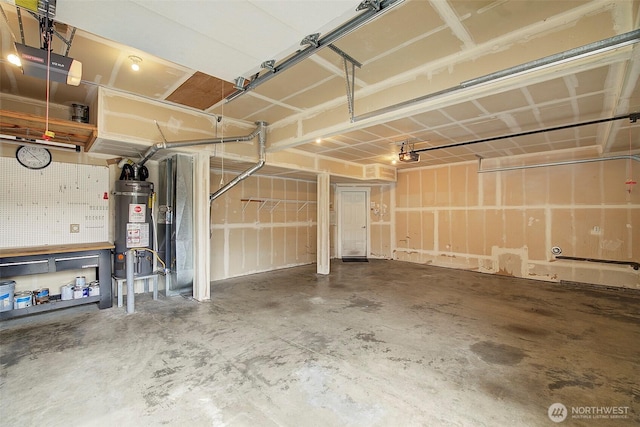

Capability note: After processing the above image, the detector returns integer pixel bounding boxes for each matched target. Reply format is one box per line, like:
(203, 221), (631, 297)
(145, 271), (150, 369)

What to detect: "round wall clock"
(16, 145), (52, 170)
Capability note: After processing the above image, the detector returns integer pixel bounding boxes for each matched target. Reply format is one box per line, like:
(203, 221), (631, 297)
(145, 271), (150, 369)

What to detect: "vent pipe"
(138, 123), (262, 167)
(210, 121), (267, 203)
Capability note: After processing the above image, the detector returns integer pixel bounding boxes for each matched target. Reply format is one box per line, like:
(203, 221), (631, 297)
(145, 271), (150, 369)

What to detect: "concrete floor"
(1, 260), (638, 426)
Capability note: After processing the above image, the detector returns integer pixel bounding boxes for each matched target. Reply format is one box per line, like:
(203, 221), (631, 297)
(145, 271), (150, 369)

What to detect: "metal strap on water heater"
(114, 191), (151, 197)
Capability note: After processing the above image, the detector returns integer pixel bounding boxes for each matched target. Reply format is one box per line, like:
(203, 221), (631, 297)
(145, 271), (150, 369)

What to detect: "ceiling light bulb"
(316, 138), (322, 143)
(8, 53), (21, 66)
(128, 55), (142, 72)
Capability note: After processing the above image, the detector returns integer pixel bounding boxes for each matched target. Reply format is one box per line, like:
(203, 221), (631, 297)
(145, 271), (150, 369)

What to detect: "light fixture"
(7, 53), (21, 66)
(128, 55), (142, 71)
(315, 138), (322, 143)
(398, 141), (420, 162)
(234, 76), (247, 90)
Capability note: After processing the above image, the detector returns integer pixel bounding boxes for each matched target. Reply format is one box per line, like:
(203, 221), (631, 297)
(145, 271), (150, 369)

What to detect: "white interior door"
(338, 188), (369, 257)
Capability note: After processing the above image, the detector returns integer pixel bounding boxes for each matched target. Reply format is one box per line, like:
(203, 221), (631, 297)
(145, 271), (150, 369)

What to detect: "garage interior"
(0, 0), (639, 425)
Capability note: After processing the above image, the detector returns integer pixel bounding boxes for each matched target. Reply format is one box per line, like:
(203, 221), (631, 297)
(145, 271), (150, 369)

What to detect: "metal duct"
(138, 123), (262, 167)
(210, 121), (267, 202)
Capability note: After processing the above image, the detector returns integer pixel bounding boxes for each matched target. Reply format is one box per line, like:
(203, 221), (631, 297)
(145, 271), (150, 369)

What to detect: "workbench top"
(0, 242), (114, 258)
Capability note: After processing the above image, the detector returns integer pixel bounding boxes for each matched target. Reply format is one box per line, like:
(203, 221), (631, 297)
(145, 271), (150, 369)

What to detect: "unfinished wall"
(395, 155), (639, 288)
(210, 172), (317, 281)
(370, 184), (393, 259)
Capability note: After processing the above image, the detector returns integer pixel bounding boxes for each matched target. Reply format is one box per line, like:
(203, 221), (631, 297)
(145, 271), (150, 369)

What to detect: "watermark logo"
(548, 403), (631, 422)
(548, 403), (568, 423)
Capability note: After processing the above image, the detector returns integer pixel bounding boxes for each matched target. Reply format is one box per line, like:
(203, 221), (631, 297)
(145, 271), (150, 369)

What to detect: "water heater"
(114, 180), (154, 277)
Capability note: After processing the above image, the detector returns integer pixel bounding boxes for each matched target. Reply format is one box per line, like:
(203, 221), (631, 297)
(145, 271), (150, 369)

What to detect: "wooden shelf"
(0, 109), (98, 150)
(0, 242), (114, 258)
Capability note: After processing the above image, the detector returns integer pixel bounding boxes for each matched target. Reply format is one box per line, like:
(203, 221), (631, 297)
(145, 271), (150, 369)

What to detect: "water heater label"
(126, 223), (150, 248)
(129, 204), (146, 222)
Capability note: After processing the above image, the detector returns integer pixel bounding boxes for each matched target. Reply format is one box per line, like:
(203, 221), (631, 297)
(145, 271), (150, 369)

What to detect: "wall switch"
(70, 224), (80, 233)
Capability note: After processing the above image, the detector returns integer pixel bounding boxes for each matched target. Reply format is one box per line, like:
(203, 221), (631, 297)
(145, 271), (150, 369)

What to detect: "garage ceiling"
(1, 0), (639, 171)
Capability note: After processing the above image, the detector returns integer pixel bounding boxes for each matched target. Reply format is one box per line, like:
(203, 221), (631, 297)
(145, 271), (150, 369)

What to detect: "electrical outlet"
(70, 224), (80, 233)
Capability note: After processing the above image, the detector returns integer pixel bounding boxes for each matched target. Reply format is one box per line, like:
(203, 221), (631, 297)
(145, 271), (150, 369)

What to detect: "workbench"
(0, 242), (113, 319)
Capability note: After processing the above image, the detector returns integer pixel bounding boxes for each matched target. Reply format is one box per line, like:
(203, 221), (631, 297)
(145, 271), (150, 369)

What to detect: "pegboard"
(0, 156), (109, 248)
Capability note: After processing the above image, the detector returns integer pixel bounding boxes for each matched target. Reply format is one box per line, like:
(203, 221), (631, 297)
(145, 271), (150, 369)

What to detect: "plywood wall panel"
(481, 173), (497, 206)
(258, 176), (272, 224)
(407, 211), (422, 251)
(272, 227), (286, 266)
(258, 228), (272, 270)
(504, 209), (525, 249)
(573, 162), (602, 205)
(244, 228), (258, 271)
(552, 209), (602, 258)
(485, 209), (504, 251)
(435, 167), (450, 206)
(523, 167), (549, 205)
(450, 210), (468, 253)
(296, 226), (310, 262)
(284, 227), (297, 265)
(370, 224), (391, 258)
(421, 211), (435, 252)
(210, 172), (317, 281)
(630, 208), (640, 262)
(502, 170), (524, 206)
(438, 210), (452, 252)
(406, 170), (422, 208)
(239, 177), (257, 224)
(225, 190), (244, 224)
(210, 228), (225, 280)
(228, 228), (244, 277)
(309, 226), (318, 258)
(258, 176), (272, 198)
(467, 210), (486, 255)
(548, 167), (573, 205)
(396, 211), (409, 250)
(272, 177), (286, 200)
(396, 170), (411, 208)
(525, 209), (546, 261)
(602, 209), (633, 261)
(449, 165), (468, 207)
(466, 164), (479, 207)
(419, 169), (436, 206)
(286, 180), (299, 223)
(370, 224), (383, 258)
(271, 205), (286, 224)
(396, 156), (637, 288)
(603, 160), (635, 204)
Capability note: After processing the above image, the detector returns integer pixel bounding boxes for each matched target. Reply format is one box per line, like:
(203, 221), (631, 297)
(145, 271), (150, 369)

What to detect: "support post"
(317, 173), (330, 275)
(193, 152), (211, 301)
(125, 249), (135, 314)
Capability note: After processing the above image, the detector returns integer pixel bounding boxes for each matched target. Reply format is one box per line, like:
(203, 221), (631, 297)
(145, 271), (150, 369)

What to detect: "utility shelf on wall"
(241, 198), (317, 213)
(0, 109), (97, 150)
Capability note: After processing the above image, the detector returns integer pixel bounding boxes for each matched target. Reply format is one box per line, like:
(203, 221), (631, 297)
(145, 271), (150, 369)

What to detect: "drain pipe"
(210, 121), (267, 203)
